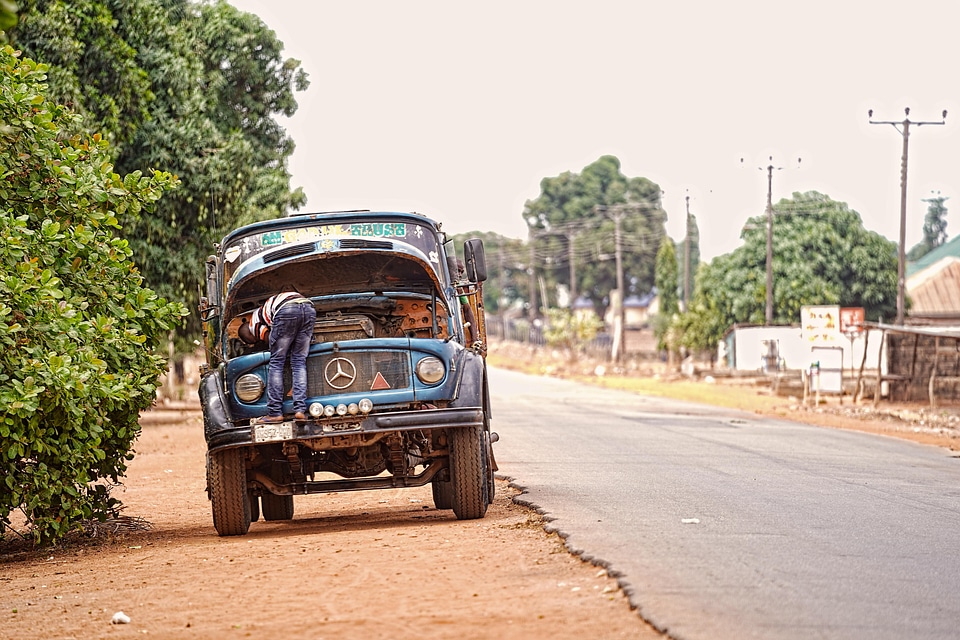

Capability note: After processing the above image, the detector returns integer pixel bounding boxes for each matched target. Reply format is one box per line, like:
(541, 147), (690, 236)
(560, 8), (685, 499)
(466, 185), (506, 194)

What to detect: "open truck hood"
(219, 213), (449, 319)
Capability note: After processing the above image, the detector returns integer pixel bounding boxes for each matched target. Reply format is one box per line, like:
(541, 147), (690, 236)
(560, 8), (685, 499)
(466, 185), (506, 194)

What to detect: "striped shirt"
(247, 292), (310, 341)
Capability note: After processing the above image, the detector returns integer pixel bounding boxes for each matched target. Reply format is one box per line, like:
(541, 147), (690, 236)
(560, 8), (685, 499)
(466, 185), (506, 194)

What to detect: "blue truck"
(197, 211), (495, 536)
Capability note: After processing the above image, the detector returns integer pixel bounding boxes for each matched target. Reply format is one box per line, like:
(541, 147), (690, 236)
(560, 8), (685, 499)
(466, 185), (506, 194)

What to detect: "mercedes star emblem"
(324, 357), (357, 390)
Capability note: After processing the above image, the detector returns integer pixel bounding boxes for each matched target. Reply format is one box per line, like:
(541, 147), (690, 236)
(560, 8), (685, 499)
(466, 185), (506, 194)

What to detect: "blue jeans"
(266, 301), (317, 416)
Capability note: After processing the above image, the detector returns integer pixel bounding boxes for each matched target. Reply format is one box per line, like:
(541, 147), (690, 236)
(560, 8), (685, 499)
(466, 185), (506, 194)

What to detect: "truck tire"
(450, 425), (487, 520)
(261, 493), (294, 521)
(209, 448), (251, 536)
(432, 478), (453, 510)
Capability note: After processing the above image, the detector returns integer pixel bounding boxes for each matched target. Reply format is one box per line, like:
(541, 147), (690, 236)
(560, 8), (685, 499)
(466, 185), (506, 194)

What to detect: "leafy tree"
(678, 212), (700, 307)
(8, 0), (154, 149)
(678, 191), (898, 352)
(10, 0), (308, 344)
(653, 236), (679, 351)
(655, 236), (679, 316)
(907, 192), (949, 261)
(542, 308), (604, 363)
(0, 47), (185, 544)
(0, 0), (17, 35)
(450, 230), (527, 314)
(523, 156), (667, 315)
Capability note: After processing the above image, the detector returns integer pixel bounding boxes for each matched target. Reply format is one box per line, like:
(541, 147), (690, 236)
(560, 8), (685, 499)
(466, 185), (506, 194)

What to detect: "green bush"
(0, 46), (185, 544)
(542, 308), (604, 361)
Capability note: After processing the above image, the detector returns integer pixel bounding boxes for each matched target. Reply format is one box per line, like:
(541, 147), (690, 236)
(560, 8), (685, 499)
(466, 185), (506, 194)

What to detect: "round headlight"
(323, 404), (336, 417)
(416, 356), (445, 384)
(348, 403), (359, 415)
(358, 398), (373, 414)
(308, 402), (324, 417)
(235, 374), (265, 402)
(336, 403), (348, 416)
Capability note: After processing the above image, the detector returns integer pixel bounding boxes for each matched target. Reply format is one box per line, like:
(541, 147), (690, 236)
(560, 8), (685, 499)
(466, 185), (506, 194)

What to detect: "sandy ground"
(3, 346), (959, 640)
(0, 406), (663, 640)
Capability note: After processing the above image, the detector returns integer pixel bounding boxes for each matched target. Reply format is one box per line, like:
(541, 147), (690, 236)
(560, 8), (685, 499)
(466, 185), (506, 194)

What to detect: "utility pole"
(683, 194), (691, 310)
(527, 235), (537, 321)
(497, 240), (506, 336)
(596, 204), (647, 362)
(764, 159), (775, 325)
(612, 209), (625, 362)
(564, 228), (579, 308)
(869, 107), (947, 325)
(744, 156), (800, 325)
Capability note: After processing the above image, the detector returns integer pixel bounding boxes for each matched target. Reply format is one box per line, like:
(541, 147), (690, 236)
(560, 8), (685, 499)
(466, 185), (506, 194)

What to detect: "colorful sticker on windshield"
(259, 223), (407, 247)
(222, 220), (441, 282)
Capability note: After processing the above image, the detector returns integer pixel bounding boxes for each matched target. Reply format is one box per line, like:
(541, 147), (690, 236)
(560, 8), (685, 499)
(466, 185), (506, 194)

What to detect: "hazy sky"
(227, 0), (959, 260)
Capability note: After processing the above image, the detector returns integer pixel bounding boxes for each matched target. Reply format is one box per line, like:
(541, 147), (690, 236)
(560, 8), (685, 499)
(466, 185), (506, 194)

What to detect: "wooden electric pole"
(743, 156), (800, 325)
(683, 194), (691, 310)
(869, 107), (947, 325)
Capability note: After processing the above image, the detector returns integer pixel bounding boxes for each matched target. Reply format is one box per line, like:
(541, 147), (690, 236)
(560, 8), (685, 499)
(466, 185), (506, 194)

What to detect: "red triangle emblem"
(371, 372), (391, 390)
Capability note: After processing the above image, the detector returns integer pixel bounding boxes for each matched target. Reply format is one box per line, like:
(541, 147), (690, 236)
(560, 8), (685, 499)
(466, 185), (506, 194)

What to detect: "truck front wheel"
(450, 425), (487, 520)
(209, 448), (251, 536)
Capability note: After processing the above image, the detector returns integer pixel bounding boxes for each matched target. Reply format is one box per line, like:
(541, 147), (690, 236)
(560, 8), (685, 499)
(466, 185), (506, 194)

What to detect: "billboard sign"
(840, 307), (865, 335)
(801, 305), (841, 346)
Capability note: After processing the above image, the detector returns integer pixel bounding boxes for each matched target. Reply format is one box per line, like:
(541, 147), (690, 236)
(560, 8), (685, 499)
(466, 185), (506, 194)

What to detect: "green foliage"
(542, 308), (604, 361)
(0, 47), (186, 544)
(653, 236), (679, 351)
(0, 0), (17, 34)
(449, 230), (527, 314)
(678, 191), (898, 352)
(678, 212), (700, 304)
(655, 237), (679, 316)
(907, 193), (949, 261)
(523, 156), (667, 314)
(10, 0), (153, 149)
(10, 0), (308, 346)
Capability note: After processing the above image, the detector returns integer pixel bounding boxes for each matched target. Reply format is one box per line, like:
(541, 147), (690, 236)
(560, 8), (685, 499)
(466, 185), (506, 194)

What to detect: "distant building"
(906, 236), (960, 320)
(604, 290), (659, 329)
(571, 296), (598, 323)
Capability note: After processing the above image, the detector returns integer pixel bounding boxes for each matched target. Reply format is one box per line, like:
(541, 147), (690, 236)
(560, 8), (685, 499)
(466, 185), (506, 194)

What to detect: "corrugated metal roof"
(864, 320), (960, 339)
(906, 234), (960, 276)
(906, 257), (960, 315)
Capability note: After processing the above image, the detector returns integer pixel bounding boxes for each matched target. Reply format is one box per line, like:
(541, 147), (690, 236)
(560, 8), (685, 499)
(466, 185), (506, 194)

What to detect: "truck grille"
(284, 351), (410, 396)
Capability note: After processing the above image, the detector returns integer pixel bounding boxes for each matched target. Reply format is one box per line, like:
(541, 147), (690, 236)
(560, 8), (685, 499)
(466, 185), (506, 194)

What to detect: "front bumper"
(206, 406), (484, 453)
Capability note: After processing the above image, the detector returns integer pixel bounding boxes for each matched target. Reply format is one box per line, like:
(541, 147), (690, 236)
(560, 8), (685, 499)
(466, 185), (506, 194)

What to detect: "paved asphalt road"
(488, 367), (960, 640)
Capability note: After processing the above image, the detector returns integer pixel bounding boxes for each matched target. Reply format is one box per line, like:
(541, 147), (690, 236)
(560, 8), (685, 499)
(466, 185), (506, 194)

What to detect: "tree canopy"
(9, 0), (309, 343)
(679, 191), (898, 352)
(653, 235), (679, 351)
(450, 230), (527, 315)
(679, 211), (700, 308)
(0, 46), (185, 543)
(523, 156), (666, 313)
(655, 236), (679, 317)
(907, 193), (949, 261)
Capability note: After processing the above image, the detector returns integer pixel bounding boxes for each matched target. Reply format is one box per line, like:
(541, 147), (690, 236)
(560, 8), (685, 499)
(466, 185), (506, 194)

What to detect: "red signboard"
(840, 307), (865, 334)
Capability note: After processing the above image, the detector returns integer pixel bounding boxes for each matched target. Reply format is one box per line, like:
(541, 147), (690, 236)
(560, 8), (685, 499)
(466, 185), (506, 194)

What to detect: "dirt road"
(0, 408), (662, 640)
(4, 349), (958, 640)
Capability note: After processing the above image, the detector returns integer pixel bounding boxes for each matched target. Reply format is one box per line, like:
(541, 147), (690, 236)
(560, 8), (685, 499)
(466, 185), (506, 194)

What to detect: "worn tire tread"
(209, 449), (250, 536)
(450, 426), (487, 520)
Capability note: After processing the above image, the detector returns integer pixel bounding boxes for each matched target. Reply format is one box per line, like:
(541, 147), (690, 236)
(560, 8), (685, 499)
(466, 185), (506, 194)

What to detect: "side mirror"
(463, 238), (487, 283)
(198, 296), (219, 322)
